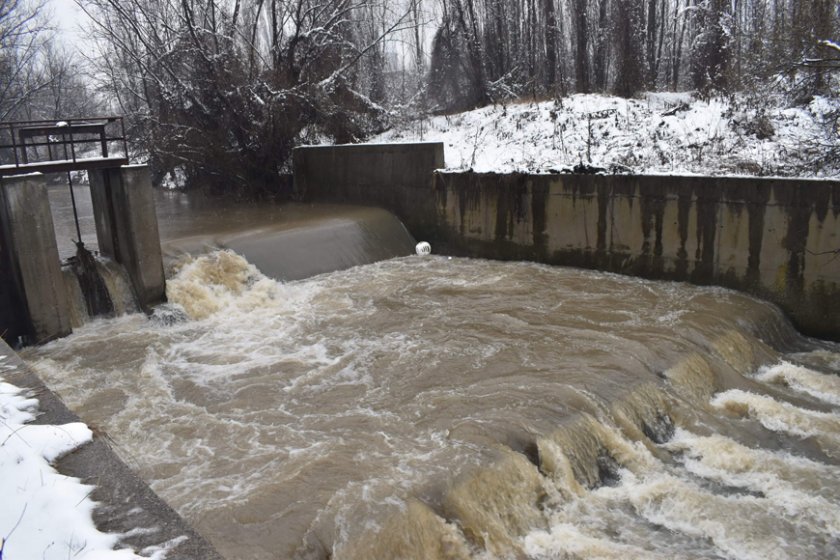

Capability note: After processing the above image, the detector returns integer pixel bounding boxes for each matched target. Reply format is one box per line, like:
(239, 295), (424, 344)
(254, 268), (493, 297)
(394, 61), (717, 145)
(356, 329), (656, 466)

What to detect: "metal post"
(10, 123), (20, 167)
(120, 118), (128, 159)
(18, 127), (28, 164)
(100, 128), (109, 157)
(69, 126), (77, 162)
(67, 171), (84, 246)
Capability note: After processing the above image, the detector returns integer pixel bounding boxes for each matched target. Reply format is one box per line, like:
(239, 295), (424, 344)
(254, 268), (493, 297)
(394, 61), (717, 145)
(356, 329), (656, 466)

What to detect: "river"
(22, 184), (840, 559)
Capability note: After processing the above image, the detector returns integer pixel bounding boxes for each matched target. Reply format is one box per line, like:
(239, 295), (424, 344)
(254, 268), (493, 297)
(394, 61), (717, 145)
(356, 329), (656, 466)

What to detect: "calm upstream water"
(25, 186), (840, 559)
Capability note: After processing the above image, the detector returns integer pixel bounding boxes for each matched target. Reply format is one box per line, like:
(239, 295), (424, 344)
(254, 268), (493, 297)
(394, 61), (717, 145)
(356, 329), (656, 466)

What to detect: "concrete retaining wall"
(433, 172), (840, 340)
(0, 197), (29, 344)
(90, 165), (166, 310)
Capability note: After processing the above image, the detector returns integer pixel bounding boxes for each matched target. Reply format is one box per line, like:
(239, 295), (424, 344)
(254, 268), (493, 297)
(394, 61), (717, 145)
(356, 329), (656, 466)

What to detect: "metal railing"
(0, 116), (129, 173)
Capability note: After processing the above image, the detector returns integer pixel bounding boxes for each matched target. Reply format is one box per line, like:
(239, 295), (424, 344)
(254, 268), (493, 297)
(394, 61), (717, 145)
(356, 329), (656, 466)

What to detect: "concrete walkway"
(0, 339), (224, 560)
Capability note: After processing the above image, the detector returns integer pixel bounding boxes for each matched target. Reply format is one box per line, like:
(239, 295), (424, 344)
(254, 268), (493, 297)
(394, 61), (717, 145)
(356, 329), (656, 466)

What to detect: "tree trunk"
(573, 0), (590, 93)
(646, 0), (657, 87)
(615, 0), (644, 97)
(593, 0), (609, 91)
(543, 0), (558, 91)
(672, 0), (688, 90)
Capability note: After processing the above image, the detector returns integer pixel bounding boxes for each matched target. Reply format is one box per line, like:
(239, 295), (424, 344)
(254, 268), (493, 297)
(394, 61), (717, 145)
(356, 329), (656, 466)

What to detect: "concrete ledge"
(163, 206), (416, 282)
(0, 339), (224, 560)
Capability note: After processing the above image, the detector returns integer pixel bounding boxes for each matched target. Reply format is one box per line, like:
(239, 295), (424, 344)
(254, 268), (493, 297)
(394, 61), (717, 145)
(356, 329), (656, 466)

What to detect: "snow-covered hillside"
(374, 92), (840, 178)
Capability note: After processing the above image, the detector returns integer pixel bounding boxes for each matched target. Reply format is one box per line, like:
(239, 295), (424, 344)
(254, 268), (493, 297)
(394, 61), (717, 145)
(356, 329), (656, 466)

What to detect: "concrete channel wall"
(0, 173), (73, 343)
(433, 173), (840, 340)
(89, 165), (166, 310)
(294, 143), (840, 340)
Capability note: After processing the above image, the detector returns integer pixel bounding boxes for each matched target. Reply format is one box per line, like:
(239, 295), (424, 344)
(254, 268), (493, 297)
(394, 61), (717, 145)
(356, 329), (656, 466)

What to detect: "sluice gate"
(0, 117), (165, 345)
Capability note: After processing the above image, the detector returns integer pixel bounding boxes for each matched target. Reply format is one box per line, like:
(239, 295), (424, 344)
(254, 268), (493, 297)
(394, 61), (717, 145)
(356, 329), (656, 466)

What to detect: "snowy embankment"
(375, 92), (840, 178)
(0, 355), (147, 560)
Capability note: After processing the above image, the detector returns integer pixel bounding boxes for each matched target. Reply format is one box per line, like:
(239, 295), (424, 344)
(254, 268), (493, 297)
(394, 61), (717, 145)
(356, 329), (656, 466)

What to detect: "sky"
(45, 0), (90, 47)
(42, 0), (438, 67)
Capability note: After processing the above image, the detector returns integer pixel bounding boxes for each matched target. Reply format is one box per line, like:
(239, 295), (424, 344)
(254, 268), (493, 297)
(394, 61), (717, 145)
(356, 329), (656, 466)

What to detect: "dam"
(3, 141), (840, 560)
(16, 168), (840, 559)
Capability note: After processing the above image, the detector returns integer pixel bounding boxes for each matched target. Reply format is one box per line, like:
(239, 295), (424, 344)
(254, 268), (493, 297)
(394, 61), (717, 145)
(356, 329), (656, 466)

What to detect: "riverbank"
(374, 91), (840, 178)
(0, 338), (222, 560)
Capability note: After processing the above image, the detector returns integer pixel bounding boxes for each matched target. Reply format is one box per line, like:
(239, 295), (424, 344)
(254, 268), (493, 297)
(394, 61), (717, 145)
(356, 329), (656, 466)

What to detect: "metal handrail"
(0, 116), (129, 170)
(0, 115), (122, 126)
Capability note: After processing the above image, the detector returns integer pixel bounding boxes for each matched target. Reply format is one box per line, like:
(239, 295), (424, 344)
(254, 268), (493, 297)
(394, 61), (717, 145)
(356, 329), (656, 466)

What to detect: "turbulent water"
(22, 251), (840, 560)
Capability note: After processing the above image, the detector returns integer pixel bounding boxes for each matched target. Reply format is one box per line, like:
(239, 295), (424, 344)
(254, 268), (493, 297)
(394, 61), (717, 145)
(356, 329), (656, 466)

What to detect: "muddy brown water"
(23, 185), (840, 560)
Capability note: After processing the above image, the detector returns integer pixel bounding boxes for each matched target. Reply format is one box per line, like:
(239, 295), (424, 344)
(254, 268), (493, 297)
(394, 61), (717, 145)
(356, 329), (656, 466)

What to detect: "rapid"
(21, 184), (840, 559)
(21, 247), (840, 560)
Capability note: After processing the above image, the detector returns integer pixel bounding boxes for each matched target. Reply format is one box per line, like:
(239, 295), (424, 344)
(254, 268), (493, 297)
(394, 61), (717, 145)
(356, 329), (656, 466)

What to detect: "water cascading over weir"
(0, 117), (165, 345)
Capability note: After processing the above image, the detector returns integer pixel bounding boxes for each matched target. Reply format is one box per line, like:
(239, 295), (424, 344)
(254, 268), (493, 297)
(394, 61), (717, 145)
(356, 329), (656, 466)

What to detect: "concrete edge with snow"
(0, 339), (223, 560)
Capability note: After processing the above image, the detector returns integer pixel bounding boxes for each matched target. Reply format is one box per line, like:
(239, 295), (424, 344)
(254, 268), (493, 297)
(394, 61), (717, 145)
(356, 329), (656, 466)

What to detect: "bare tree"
(691, 0), (730, 93)
(78, 0), (416, 193)
(542, 0), (559, 91)
(571, 0), (591, 92)
(592, 0), (610, 91)
(0, 0), (51, 120)
(21, 43), (105, 120)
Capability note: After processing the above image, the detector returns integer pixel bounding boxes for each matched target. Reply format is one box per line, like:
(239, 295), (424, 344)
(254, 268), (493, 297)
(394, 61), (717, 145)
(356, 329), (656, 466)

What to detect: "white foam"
(620, 469), (831, 560)
(754, 361), (840, 407)
(711, 389), (840, 449)
(527, 422), (840, 560)
(523, 522), (673, 560)
(667, 429), (840, 533)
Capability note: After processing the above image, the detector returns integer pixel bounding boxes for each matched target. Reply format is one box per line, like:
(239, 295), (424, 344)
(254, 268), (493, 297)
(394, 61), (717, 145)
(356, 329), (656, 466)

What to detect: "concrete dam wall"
(294, 143), (840, 340)
(294, 142), (444, 236)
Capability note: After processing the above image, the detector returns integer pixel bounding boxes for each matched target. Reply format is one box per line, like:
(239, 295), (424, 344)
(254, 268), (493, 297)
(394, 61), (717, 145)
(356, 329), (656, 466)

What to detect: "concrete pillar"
(0, 210), (28, 344)
(0, 173), (72, 343)
(89, 165), (165, 310)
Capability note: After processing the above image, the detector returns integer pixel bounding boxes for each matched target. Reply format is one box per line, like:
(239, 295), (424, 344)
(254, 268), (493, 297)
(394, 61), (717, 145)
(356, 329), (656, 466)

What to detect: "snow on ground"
(374, 92), (840, 178)
(0, 354), (148, 560)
